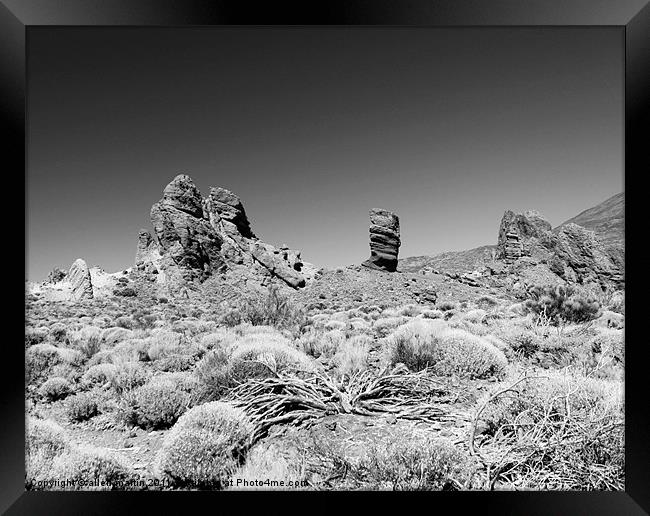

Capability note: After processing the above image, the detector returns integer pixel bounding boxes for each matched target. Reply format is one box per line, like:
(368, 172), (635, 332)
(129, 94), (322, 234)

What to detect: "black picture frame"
(5, 0), (649, 513)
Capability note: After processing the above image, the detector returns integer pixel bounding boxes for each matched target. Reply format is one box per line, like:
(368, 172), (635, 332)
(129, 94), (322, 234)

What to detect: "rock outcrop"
(495, 209), (623, 289)
(68, 258), (93, 300)
(362, 209), (401, 272)
(138, 174), (310, 289)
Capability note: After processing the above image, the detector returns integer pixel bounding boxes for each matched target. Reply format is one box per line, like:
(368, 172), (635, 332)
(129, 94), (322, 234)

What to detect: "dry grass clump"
(82, 363), (118, 387)
(473, 369), (624, 490)
(385, 319), (507, 379)
(230, 443), (306, 490)
(222, 286), (306, 332)
(67, 326), (103, 358)
(145, 331), (183, 361)
(156, 401), (254, 489)
(66, 392), (99, 422)
(298, 329), (345, 360)
(228, 334), (316, 378)
(119, 373), (199, 429)
(39, 377), (73, 402)
(311, 434), (479, 490)
(373, 316), (410, 338)
(26, 344), (62, 385)
(51, 446), (136, 490)
(25, 327), (48, 347)
(26, 418), (71, 489)
(331, 335), (371, 379)
(101, 327), (134, 347)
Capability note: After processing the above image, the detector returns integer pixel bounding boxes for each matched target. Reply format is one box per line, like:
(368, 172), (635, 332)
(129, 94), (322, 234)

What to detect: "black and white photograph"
(12, 4), (643, 500)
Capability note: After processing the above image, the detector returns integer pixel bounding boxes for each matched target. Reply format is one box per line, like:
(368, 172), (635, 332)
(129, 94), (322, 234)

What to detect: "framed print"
(4, 0), (649, 513)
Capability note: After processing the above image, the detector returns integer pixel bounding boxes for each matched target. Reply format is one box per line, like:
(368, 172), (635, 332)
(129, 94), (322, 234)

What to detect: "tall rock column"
(68, 258), (94, 300)
(362, 209), (401, 272)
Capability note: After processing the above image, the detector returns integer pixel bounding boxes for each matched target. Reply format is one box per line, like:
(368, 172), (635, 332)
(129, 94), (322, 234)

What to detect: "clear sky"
(27, 27), (623, 281)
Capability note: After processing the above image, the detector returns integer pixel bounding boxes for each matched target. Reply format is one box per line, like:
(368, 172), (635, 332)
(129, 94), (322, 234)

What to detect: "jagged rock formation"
(362, 209), (401, 272)
(496, 210), (623, 288)
(138, 174), (310, 289)
(68, 258), (93, 300)
(496, 210), (553, 263)
(46, 268), (67, 284)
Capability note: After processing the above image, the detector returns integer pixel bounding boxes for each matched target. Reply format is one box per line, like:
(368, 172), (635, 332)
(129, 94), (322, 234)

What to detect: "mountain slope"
(556, 193), (624, 251)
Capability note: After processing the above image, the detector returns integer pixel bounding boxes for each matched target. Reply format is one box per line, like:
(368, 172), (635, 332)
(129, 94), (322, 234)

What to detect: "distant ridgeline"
(399, 193), (624, 292)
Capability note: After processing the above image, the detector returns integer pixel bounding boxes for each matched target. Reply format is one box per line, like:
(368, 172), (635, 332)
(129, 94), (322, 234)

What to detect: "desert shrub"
(319, 435), (479, 490)
(156, 401), (254, 489)
(82, 363), (118, 387)
(49, 322), (67, 342)
(199, 329), (239, 352)
(109, 359), (150, 394)
(154, 354), (195, 372)
(26, 418), (71, 489)
(120, 374), (198, 429)
(101, 327), (133, 347)
(193, 348), (234, 401)
(596, 310), (624, 330)
(111, 339), (150, 362)
(26, 344), (62, 384)
(324, 320), (346, 332)
(39, 377), (73, 401)
(230, 442), (306, 490)
(114, 287), (137, 297)
(67, 326), (103, 358)
(298, 329), (345, 360)
(475, 296), (499, 309)
(373, 316), (409, 338)
(524, 285), (600, 325)
(25, 327), (48, 347)
(114, 316), (136, 329)
(228, 335), (315, 379)
(386, 319), (507, 379)
(51, 447), (136, 490)
(421, 309), (444, 320)
(66, 392), (99, 422)
(437, 301), (457, 312)
(146, 331), (183, 361)
(227, 286), (305, 331)
(477, 371), (624, 490)
(606, 291), (624, 314)
(56, 347), (85, 367)
(501, 328), (543, 358)
(461, 309), (487, 324)
(332, 335), (371, 378)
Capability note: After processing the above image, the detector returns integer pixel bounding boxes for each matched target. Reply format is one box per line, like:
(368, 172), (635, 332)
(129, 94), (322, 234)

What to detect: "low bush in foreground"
(66, 392), (99, 422)
(39, 377), (73, 402)
(51, 447), (136, 490)
(156, 401), (254, 489)
(120, 374), (199, 430)
(476, 370), (624, 490)
(26, 418), (71, 488)
(386, 320), (507, 379)
(524, 285), (601, 325)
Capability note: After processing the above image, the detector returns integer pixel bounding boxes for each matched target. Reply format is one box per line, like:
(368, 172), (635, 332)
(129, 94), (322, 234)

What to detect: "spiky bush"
(156, 402), (254, 489)
(386, 319), (507, 379)
(332, 335), (371, 378)
(67, 326), (103, 358)
(26, 343), (61, 385)
(26, 418), (71, 489)
(524, 285), (601, 325)
(51, 447), (137, 490)
(120, 373), (198, 429)
(82, 363), (118, 387)
(66, 392), (99, 422)
(478, 371), (624, 490)
(227, 286), (306, 331)
(39, 377), (73, 401)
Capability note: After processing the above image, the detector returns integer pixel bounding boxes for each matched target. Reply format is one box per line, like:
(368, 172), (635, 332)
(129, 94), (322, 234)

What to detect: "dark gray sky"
(27, 27), (623, 281)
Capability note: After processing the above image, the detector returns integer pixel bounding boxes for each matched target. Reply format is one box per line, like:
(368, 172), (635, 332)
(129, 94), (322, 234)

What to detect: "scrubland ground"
(25, 267), (624, 491)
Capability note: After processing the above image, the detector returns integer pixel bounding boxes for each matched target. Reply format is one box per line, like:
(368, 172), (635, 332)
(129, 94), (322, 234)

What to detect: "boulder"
(362, 209), (401, 272)
(68, 258), (93, 300)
